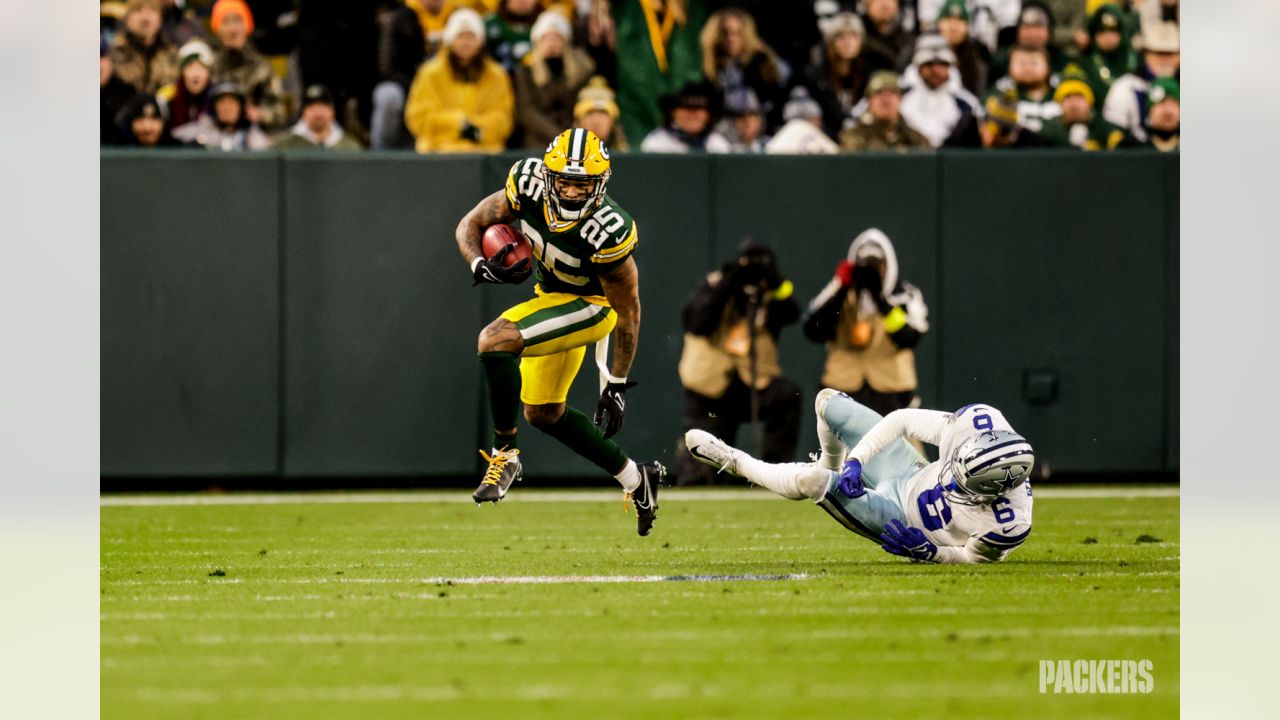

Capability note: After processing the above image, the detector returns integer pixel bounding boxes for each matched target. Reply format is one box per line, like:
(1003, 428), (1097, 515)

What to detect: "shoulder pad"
(505, 157), (545, 212)
(582, 206), (637, 265)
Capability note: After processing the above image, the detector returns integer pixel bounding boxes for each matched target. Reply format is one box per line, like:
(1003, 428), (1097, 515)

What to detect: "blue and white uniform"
(815, 396), (1033, 563)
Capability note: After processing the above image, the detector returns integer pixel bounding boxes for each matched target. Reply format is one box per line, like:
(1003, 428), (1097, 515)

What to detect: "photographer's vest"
(678, 305), (782, 398)
(822, 291), (917, 394)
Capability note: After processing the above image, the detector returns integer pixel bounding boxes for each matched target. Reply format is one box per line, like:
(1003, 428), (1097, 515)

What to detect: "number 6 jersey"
(849, 404), (1035, 563)
(504, 157), (639, 298)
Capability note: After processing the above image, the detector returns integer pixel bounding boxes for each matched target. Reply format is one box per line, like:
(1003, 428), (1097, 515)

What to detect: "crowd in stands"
(100, 0), (1180, 153)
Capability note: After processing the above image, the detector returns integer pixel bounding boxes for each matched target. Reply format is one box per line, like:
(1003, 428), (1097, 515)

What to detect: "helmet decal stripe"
(569, 128), (586, 162)
(965, 447), (1035, 474)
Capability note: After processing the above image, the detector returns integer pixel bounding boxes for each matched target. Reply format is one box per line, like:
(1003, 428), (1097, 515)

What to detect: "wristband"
(882, 306), (908, 333)
(470, 257), (483, 273)
(768, 279), (794, 301)
(603, 374), (628, 386)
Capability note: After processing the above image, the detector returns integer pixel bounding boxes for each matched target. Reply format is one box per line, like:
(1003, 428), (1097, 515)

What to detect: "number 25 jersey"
(504, 157), (639, 298)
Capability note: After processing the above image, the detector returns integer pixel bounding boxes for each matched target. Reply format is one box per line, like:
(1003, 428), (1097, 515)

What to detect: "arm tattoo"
(455, 189), (516, 266)
(599, 258), (641, 378)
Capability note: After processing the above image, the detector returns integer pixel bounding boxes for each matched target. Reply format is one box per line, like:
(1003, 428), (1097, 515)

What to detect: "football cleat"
(473, 448), (522, 504)
(625, 461), (666, 537)
(684, 429), (746, 477)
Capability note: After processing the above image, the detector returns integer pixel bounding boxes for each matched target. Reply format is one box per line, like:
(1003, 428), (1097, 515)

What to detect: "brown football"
(481, 224), (533, 267)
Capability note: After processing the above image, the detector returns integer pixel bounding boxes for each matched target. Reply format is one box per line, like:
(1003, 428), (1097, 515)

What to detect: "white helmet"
(945, 430), (1035, 504)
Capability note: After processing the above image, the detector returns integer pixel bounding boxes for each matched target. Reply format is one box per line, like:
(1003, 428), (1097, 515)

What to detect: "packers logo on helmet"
(543, 128), (612, 223)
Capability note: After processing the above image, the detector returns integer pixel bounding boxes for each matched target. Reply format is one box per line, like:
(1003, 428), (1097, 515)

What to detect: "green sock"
(480, 351), (521, 450)
(545, 407), (628, 474)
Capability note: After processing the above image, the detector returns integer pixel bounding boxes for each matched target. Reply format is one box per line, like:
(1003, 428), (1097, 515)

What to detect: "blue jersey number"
(973, 413), (993, 430)
(992, 498), (1015, 523)
(917, 486), (953, 531)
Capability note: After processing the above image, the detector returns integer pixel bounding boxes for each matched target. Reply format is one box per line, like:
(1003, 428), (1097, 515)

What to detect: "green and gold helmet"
(543, 128), (612, 222)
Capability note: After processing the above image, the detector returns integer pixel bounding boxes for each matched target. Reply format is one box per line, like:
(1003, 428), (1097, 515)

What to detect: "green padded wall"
(937, 152), (1170, 473)
(101, 152), (280, 475)
(281, 155), (487, 476)
(100, 151), (1178, 479)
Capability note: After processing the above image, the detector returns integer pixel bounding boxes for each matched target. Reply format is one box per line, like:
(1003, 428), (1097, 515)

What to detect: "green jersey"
(503, 157), (639, 298)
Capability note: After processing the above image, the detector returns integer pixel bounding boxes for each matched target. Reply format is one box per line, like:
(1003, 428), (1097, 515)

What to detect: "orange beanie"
(211, 0), (255, 35)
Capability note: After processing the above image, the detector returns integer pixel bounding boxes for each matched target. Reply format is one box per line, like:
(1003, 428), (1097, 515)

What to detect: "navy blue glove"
(838, 458), (866, 498)
(880, 519), (938, 562)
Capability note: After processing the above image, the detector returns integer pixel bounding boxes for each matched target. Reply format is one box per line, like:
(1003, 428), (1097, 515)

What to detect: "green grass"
(101, 487), (1178, 719)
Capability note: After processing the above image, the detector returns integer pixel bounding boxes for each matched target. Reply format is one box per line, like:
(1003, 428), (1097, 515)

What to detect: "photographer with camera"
(674, 241), (802, 485)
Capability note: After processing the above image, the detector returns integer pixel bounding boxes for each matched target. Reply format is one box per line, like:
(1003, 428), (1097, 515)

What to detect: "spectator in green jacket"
(1080, 4), (1138, 104)
(485, 0), (540, 73)
(604, 0), (707, 145)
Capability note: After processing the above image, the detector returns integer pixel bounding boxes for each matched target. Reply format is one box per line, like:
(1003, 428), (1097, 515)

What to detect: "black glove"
(472, 245), (531, 286)
(460, 119), (481, 143)
(594, 380), (638, 439)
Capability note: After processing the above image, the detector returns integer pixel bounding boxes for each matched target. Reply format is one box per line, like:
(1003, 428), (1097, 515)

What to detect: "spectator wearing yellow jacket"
(404, 9), (515, 153)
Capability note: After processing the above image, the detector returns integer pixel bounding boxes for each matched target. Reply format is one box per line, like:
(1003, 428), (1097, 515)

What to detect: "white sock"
(614, 459), (640, 492)
(816, 416), (846, 472)
(738, 456), (829, 502)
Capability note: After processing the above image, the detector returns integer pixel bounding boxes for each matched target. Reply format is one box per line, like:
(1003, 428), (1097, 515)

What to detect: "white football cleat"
(684, 429), (746, 477)
(814, 388), (848, 471)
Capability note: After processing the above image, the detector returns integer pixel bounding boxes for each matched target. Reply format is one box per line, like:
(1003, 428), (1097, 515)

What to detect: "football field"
(101, 485), (1179, 719)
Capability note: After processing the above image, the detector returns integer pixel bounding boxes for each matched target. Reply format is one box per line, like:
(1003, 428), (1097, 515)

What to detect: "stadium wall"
(100, 150), (1179, 483)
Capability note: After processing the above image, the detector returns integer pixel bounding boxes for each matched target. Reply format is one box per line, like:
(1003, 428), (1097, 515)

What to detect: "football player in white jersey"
(685, 388), (1035, 563)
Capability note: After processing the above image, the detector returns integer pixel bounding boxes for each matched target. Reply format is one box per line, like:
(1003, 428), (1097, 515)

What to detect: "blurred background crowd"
(100, 0), (1180, 153)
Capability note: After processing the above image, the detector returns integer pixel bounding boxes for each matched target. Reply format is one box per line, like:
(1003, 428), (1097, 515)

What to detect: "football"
(482, 224), (533, 268)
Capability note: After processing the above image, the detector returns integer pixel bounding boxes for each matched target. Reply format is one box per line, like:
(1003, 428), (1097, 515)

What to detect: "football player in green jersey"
(454, 128), (666, 536)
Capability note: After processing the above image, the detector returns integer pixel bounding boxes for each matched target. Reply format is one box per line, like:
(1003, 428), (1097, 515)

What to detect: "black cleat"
(626, 461), (666, 536)
(473, 448), (522, 504)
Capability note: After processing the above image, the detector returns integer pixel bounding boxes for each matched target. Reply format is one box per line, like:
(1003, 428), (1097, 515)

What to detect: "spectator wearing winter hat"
(485, 0), (541, 73)
(115, 94), (180, 148)
(640, 81), (733, 154)
(992, 2), (1069, 78)
(101, 36), (140, 144)
(573, 77), (629, 151)
(157, 40), (215, 131)
(987, 44), (1061, 133)
(899, 36), (982, 148)
(370, 1), (427, 150)
(273, 85), (364, 151)
(406, 0), (464, 58)
(861, 0), (914, 71)
(405, 8), (515, 153)
(109, 0), (179, 94)
(764, 86), (839, 155)
(699, 8), (789, 133)
(802, 12), (879, 141)
(840, 71), (931, 152)
(209, 0), (288, 131)
(1120, 76), (1178, 151)
(515, 11), (597, 149)
(173, 82), (271, 150)
(1103, 21), (1178, 143)
(934, 0), (992, 97)
(718, 88), (768, 154)
(1039, 69), (1125, 150)
(1080, 4), (1138, 104)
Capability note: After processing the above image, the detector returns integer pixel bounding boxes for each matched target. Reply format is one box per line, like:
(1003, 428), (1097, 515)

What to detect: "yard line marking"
(103, 573), (811, 587)
(101, 486), (1178, 507)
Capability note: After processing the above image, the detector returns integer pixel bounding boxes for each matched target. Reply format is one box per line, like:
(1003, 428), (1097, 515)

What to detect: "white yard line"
(101, 485), (1178, 507)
